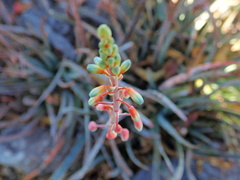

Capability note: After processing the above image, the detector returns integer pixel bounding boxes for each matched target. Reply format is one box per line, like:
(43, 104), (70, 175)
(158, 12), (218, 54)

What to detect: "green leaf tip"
(107, 57), (115, 67)
(93, 57), (102, 64)
(112, 66), (120, 76)
(97, 24), (112, 39)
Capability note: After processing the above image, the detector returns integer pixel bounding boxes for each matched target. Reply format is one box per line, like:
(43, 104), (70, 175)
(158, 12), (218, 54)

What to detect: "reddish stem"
(119, 113), (130, 117)
(101, 91), (114, 97)
(104, 70), (111, 76)
(109, 75), (120, 126)
(96, 124), (107, 128)
(117, 99), (131, 108)
(95, 102), (114, 106)
(118, 87), (127, 90)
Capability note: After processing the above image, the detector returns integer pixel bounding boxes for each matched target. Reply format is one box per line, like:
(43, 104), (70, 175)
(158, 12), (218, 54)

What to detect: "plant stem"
(95, 102), (114, 106)
(119, 113), (130, 117)
(110, 76), (120, 127)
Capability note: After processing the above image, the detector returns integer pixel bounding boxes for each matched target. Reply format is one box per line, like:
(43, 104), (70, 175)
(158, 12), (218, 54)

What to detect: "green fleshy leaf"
(112, 44), (118, 57)
(93, 57), (102, 64)
(98, 60), (107, 69)
(87, 64), (103, 74)
(98, 42), (104, 48)
(99, 52), (107, 61)
(97, 24), (112, 38)
(105, 47), (113, 56)
(109, 37), (115, 44)
(114, 54), (121, 66)
(112, 66), (120, 76)
(107, 57), (115, 67)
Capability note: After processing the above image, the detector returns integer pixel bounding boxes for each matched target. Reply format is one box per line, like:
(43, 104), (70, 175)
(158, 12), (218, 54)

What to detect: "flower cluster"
(87, 24), (144, 141)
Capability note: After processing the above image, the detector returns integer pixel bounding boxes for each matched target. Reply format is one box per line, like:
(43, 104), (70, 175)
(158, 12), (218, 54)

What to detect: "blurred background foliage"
(0, 0), (240, 179)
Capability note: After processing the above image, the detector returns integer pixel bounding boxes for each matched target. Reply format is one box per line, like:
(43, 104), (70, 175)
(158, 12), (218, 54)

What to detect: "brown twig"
(68, 0), (87, 47)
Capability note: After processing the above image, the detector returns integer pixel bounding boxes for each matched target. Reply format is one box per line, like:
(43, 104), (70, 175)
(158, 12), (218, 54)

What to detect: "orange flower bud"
(88, 94), (104, 106)
(128, 106), (141, 122)
(126, 87), (144, 105)
(89, 85), (109, 97)
(96, 104), (112, 111)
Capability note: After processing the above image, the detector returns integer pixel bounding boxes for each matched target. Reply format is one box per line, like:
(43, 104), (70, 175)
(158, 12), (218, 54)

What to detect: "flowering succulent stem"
(87, 24), (144, 141)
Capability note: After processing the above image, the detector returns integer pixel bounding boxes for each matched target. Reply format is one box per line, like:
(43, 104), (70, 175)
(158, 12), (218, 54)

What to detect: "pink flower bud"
(88, 121), (98, 132)
(114, 124), (122, 133)
(120, 128), (129, 141)
(106, 131), (117, 139)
